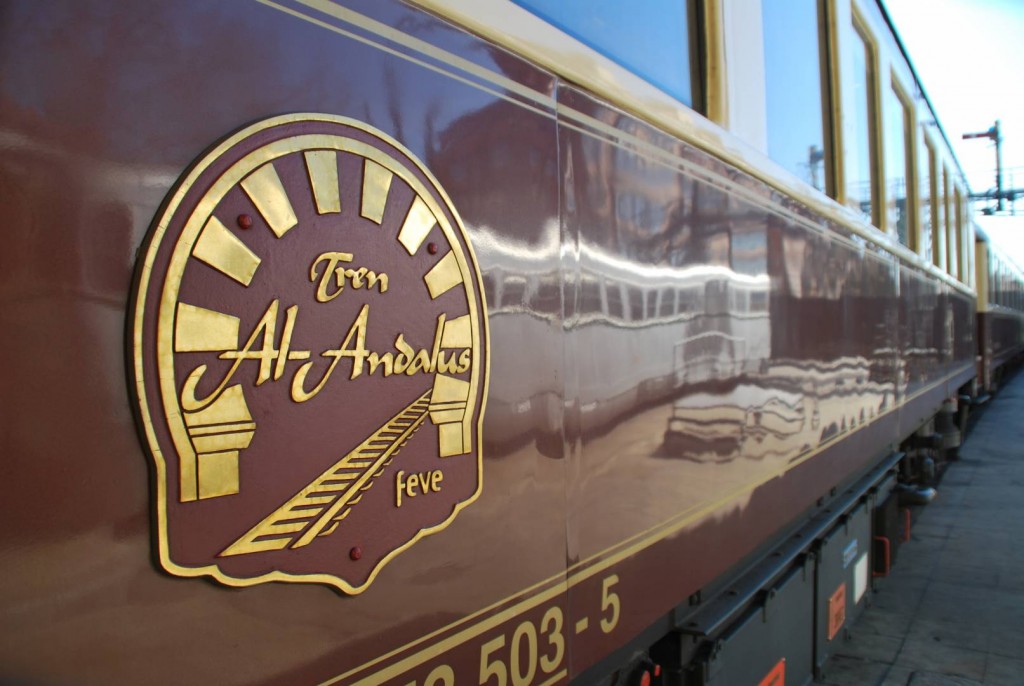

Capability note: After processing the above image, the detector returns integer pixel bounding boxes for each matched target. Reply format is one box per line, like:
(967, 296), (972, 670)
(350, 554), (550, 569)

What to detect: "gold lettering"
(291, 304), (370, 402)
(182, 300), (308, 411)
(274, 305), (299, 381)
(364, 270), (388, 293)
(366, 351), (394, 376)
(333, 303), (372, 380)
(311, 252), (353, 302)
(310, 251), (388, 302)
(395, 469), (444, 507)
(437, 350), (460, 374)
(457, 349), (472, 374)
(184, 296), (472, 407)
(393, 335), (414, 374)
(407, 349), (432, 375)
(346, 267), (367, 289)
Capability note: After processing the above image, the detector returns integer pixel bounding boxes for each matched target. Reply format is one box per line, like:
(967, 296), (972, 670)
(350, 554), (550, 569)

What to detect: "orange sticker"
(757, 658), (785, 686)
(828, 583), (847, 640)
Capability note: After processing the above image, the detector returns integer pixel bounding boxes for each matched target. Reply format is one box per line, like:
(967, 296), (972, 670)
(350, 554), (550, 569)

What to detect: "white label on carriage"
(854, 554), (868, 603)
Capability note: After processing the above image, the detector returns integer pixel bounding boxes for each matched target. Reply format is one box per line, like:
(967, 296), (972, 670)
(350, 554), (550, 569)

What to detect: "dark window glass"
(763, 0), (828, 193)
(885, 84), (913, 246)
(847, 21), (878, 224)
(513, 0), (696, 106)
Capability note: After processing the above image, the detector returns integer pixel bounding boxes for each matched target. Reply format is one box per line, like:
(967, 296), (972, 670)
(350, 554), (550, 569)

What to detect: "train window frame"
(976, 239), (988, 307)
(761, 0), (835, 197)
(954, 186), (965, 282)
(691, 0), (708, 115)
(961, 192), (973, 286)
(927, 140), (946, 270)
(511, 0), (705, 111)
(943, 167), (956, 278)
(968, 220), (976, 290)
(919, 132), (935, 264)
(846, 8), (882, 228)
(884, 73), (917, 249)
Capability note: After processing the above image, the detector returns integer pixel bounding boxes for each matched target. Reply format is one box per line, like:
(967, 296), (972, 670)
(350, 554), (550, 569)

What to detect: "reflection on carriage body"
(4, 1), (1024, 686)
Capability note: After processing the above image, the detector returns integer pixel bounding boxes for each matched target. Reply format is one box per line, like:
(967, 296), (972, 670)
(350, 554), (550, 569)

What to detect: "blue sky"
(884, 0), (1024, 266)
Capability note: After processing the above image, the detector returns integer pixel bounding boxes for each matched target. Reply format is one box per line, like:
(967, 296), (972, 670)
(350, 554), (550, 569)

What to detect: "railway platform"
(821, 373), (1024, 686)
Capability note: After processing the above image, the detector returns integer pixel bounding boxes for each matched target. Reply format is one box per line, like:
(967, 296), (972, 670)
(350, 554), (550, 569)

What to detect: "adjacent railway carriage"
(975, 228), (1024, 393)
(2, 1), (1024, 685)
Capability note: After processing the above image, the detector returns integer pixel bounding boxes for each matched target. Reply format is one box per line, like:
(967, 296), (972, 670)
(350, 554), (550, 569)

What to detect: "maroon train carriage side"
(975, 227), (1024, 395)
(1, 1), (1022, 686)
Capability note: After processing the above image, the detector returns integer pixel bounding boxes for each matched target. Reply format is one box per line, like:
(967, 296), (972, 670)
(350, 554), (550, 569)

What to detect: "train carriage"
(975, 228), (1024, 393)
(2, 1), (1024, 685)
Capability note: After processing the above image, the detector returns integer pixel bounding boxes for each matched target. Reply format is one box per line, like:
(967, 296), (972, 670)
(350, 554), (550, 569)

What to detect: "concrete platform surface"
(820, 374), (1024, 686)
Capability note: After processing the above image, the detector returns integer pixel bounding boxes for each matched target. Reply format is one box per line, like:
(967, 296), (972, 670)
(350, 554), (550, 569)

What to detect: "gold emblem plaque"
(131, 114), (489, 594)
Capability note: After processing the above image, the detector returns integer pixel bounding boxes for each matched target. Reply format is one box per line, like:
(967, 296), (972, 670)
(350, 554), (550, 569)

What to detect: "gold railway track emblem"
(130, 114), (489, 593)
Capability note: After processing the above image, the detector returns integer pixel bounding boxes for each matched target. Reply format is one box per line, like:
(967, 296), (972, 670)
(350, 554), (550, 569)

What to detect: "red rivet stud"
(427, 242), (438, 255)
(237, 214), (253, 230)
(349, 546), (362, 561)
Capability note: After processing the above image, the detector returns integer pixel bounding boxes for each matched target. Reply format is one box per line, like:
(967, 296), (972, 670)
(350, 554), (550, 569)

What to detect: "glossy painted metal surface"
(554, 84), (975, 676)
(0, 2), (562, 684)
(978, 310), (1024, 391)
(0, 1), (978, 685)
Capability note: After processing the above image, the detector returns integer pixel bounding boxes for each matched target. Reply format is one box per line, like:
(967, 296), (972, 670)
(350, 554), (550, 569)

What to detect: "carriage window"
(846, 17), (879, 226)
(933, 151), (947, 270)
(885, 80), (914, 247)
(950, 186), (958, 280)
(991, 259), (998, 306)
(513, 0), (699, 107)
(762, 0), (830, 194)
(944, 168), (956, 277)
(921, 140), (936, 265)
(954, 188), (970, 282)
(964, 196), (972, 284)
(997, 262), (1002, 307)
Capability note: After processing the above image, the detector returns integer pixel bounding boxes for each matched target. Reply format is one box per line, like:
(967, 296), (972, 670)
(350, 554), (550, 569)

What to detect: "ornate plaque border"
(129, 113), (490, 593)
